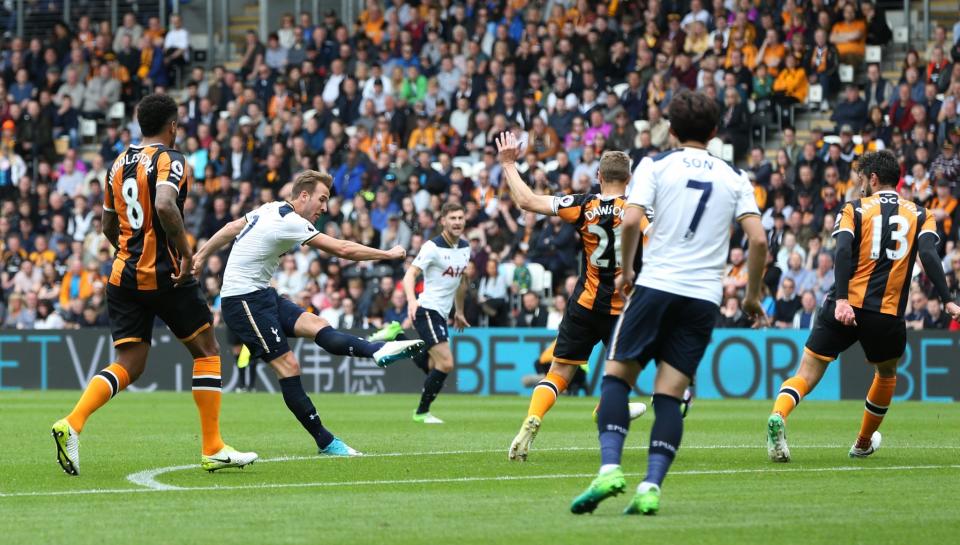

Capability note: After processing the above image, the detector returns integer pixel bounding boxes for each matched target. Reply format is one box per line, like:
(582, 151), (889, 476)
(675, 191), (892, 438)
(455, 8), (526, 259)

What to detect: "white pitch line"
(3, 463), (959, 499)
(127, 444), (829, 490)
(125, 443), (960, 491)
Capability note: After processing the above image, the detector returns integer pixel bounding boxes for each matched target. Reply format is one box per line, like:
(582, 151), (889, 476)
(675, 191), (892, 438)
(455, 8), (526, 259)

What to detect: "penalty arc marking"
(128, 444), (847, 490)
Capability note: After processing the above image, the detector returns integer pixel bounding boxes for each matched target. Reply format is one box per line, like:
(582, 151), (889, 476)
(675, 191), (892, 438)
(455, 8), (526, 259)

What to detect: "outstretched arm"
(453, 273), (470, 331)
(192, 217), (247, 276)
(309, 232), (406, 261)
(403, 264), (422, 323)
(739, 214), (769, 324)
(496, 131), (556, 216)
(917, 233), (960, 320)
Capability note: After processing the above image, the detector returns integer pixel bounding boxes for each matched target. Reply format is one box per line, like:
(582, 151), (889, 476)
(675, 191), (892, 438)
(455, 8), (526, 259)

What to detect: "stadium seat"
(80, 119), (98, 144)
(612, 82), (629, 98)
(107, 102), (125, 122)
(807, 84), (823, 108)
(543, 159), (559, 172)
(865, 46), (882, 63)
(839, 65), (854, 83)
(527, 262), (546, 295)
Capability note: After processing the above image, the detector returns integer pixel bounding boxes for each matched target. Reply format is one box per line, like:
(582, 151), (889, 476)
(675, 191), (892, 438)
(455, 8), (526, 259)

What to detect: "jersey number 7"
(683, 179), (713, 240)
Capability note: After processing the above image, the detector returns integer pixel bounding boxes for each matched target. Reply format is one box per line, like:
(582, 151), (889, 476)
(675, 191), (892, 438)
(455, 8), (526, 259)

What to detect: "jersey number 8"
(587, 224), (622, 268)
(121, 177), (144, 230)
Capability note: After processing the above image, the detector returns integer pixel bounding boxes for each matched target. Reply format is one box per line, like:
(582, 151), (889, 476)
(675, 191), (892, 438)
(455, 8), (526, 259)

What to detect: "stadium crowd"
(2, 0), (960, 333)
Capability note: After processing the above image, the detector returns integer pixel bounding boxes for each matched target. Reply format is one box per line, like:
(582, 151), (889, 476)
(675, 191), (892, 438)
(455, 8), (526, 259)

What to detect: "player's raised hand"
(495, 131), (523, 164)
(453, 312), (470, 332)
(834, 298), (857, 326)
(616, 268), (635, 298)
(946, 301), (960, 322)
(386, 245), (406, 260)
(172, 255), (194, 287)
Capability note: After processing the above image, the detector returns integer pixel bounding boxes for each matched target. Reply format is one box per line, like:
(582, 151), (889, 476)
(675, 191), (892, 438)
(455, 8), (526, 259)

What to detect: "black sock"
(645, 393), (684, 486)
(394, 332), (429, 373)
(597, 375), (632, 466)
(315, 326), (384, 357)
(279, 375), (335, 449)
(416, 369), (448, 414)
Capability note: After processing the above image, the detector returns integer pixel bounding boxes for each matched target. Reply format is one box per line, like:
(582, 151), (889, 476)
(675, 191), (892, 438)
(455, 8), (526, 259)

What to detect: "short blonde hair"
(598, 151), (631, 183)
(291, 169), (332, 197)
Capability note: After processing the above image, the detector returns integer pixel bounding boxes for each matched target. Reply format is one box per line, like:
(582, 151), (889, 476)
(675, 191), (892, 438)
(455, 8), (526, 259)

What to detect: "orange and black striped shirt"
(103, 143), (191, 291)
(554, 193), (651, 315)
(832, 190), (937, 317)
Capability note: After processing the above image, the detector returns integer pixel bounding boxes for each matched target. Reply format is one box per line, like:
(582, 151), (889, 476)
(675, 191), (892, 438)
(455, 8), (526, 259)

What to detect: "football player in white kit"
(571, 90), (768, 515)
(193, 170), (425, 456)
(402, 202), (471, 423)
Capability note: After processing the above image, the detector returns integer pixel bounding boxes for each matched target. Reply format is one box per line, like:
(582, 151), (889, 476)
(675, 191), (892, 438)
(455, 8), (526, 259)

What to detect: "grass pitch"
(1, 391), (958, 544)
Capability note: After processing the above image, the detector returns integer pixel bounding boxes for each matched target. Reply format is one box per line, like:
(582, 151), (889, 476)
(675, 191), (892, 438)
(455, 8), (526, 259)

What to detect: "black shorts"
(106, 282), (212, 347)
(606, 285), (718, 379)
(553, 302), (619, 365)
(221, 288), (306, 363)
(413, 307), (448, 349)
(805, 299), (906, 363)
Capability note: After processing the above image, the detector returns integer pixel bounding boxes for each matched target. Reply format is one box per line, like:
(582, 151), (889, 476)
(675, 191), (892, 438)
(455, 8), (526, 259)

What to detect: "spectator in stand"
(862, 2), (892, 46)
(82, 64), (121, 119)
(774, 277), (801, 329)
(905, 290), (930, 330)
(926, 298), (952, 329)
(517, 291), (547, 328)
(792, 290), (818, 329)
(163, 13), (190, 79)
(865, 63), (895, 112)
(772, 53), (807, 127)
(830, 3), (867, 66)
(719, 86), (749, 160)
(832, 84), (868, 133)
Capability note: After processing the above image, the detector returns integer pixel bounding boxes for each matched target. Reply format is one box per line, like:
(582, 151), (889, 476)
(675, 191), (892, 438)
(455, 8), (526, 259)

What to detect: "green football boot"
(623, 483), (661, 515)
(570, 466), (627, 514)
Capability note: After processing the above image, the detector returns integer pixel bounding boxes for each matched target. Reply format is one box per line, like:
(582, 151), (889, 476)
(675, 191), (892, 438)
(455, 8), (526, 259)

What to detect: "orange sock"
(527, 372), (569, 419)
(856, 374), (896, 449)
(66, 363), (130, 433)
(192, 356), (225, 456)
(772, 376), (811, 420)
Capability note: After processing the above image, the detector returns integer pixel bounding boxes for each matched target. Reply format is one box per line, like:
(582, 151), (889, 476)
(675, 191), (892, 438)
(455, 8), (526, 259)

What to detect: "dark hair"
(440, 202), (464, 217)
(858, 150), (899, 187)
(668, 90), (719, 144)
(136, 94), (178, 137)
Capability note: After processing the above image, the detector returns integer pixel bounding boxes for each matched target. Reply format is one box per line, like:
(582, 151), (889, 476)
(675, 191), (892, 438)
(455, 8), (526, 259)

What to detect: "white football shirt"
(628, 148), (759, 305)
(221, 201), (320, 298)
(411, 235), (470, 315)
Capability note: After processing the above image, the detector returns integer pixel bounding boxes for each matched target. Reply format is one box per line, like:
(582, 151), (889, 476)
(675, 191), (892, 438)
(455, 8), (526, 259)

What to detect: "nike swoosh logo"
(208, 456), (232, 464)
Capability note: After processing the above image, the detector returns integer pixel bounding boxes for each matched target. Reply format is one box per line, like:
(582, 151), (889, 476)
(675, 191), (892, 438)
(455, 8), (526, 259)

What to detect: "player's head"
(136, 94), (178, 145)
(597, 150), (631, 190)
(290, 169), (333, 221)
(666, 89), (719, 146)
(856, 150), (898, 195)
(439, 202), (465, 239)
